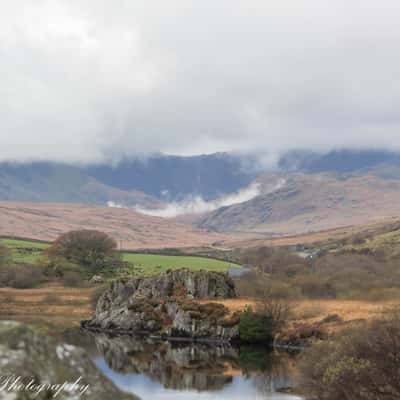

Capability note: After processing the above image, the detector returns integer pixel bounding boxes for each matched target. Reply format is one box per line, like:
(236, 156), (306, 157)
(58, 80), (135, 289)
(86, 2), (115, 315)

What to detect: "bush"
(239, 300), (289, 343)
(297, 276), (337, 299)
(62, 271), (83, 287)
(47, 230), (120, 272)
(11, 267), (45, 289)
(42, 257), (82, 278)
(239, 306), (274, 343)
(0, 245), (11, 267)
(235, 245), (400, 300)
(0, 265), (46, 288)
(299, 309), (400, 400)
(256, 299), (291, 331)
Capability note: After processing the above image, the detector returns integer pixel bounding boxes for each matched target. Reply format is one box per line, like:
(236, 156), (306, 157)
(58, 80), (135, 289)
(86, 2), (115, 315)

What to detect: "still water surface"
(0, 322), (303, 400)
(86, 332), (303, 400)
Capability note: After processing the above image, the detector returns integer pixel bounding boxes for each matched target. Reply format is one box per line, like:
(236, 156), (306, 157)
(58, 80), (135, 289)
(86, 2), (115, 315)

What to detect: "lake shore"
(1, 283), (397, 337)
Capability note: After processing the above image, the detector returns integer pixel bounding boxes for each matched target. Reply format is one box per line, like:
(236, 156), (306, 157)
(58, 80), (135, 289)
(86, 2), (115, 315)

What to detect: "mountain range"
(2, 149), (399, 204)
(195, 172), (400, 235)
(0, 153), (256, 206)
(2, 149), (400, 241)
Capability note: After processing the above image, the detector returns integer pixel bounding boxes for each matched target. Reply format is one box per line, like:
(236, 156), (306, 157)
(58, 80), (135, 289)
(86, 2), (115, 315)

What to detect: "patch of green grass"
(122, 253), (240, 276)
(0, 238), (49, 264)
(0, 237), (240, 275)
(0, 239), (49, 250)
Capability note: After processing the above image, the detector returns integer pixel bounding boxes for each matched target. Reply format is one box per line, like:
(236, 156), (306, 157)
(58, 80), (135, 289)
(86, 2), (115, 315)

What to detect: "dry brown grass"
(0, 284), (96, 328)
(0, 201), (230, 250)
(1, 284), (398, 335)
(203, 298), (400, 334)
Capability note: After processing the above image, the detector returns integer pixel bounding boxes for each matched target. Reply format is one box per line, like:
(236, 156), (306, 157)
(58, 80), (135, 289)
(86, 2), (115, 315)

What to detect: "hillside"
(195, 173), (400, 235)
(278, 149), (400, 174)
(0, 202), (227, 249)
(0, 163), (161, 207)
(0, 153), (256, 205)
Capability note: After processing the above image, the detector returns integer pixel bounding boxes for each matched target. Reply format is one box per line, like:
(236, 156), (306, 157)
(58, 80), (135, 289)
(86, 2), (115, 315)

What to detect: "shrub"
(62, 271), (83, 287)
(283, 263), (311, 278)
(0, 265), (46, 288)
(0, 245), (11, 267)
(299, 309), (400, 400)
(296, 276), (337, 299)
(42, 257), (82, 278)
(47, 230), (120, 271)
(256, 299), (291, 331)
(239, 306), (275, 343)
(234, 245), (400, 300)
(11, 267), (45, 289)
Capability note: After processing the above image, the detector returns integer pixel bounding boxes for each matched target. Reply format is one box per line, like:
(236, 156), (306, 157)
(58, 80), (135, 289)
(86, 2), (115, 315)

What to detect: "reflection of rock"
(93, 333), (238, 391)
(0, 321), (138, 400)
(83, 270), (239, 341)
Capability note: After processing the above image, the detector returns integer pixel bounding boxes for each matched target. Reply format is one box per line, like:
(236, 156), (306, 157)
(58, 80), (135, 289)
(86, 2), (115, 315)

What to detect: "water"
(0, 322), (303, 400)
(85, 332), (303, 400)
(228, 266), (251, 277)
(95, 364), (301, 400)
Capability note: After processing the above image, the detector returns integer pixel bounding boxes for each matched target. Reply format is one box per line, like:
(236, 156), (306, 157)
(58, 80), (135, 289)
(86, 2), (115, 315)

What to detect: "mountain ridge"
(195, 172), (400, 235)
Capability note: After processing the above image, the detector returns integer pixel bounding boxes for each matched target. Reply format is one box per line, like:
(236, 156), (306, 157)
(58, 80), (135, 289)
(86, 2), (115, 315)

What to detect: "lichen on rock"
(82, 269), (239, 342)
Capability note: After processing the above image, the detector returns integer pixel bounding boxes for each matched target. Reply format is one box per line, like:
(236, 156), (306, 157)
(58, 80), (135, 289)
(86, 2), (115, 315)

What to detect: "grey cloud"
(1, 0), (400, 163)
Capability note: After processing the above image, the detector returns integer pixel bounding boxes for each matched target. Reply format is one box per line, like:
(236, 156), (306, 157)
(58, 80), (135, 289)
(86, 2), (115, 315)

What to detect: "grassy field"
(0, 237), (239, 275)
(122, 253), (239, 275)
(0, 238), (49, 263)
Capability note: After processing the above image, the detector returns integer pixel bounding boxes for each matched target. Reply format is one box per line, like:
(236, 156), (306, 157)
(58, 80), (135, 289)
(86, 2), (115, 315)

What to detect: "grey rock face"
(96, 269), (236, 314)
(83, 270), (239, 342)
(0, 321), (138, 400)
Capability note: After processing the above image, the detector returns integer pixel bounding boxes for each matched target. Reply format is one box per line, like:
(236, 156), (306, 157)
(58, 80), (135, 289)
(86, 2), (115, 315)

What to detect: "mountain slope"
(195, 173), (400, 235)
(0, 202), (227, 249)
(0, 153), (257, 205)
(84, 153), (256, 200)
(279, 149), (400, 174)
(0, 162), (161, 207)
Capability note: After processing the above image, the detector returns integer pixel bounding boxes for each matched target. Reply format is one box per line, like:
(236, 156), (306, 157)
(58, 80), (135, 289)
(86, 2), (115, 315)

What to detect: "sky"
(1, 1), (400, 164)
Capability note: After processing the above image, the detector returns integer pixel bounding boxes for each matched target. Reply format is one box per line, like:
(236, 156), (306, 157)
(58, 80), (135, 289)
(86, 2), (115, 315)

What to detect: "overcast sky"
(1, 1), (400, 164)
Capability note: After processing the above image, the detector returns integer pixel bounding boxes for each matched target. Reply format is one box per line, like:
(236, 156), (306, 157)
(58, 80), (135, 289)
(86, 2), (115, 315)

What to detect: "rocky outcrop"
(96, 269), (236, 313)
(82, 269), (239, 342)
(0, 321), (138, 400)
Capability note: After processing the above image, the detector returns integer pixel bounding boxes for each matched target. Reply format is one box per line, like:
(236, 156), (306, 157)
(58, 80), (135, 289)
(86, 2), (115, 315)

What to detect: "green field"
(122, 253), (239, 275)
(0, 238), (238, 275)
(0, 238), (49, 263)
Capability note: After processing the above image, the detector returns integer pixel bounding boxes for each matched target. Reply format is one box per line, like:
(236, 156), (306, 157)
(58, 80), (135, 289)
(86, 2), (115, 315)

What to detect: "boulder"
(0, 321), (138, 400)
(90, 275), (105, 284)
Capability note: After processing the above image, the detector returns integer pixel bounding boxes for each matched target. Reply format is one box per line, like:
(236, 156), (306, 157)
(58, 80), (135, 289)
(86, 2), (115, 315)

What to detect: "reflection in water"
(0, 322), (303, 399)
(90, 333), (303, 400)
(0, 322), (137, 400)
